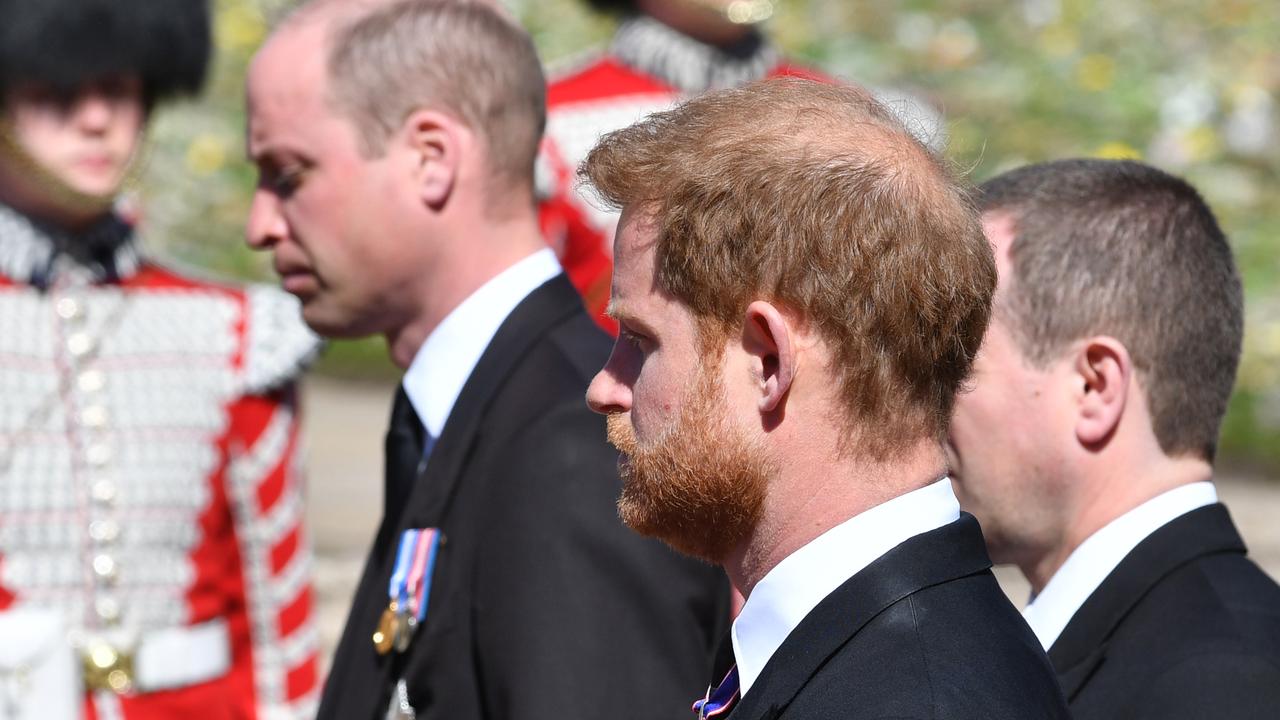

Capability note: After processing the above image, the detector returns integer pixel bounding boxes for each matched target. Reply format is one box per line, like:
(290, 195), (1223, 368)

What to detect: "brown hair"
(979, 159), (1243, 461)
(581, 78), (995, 457)
(322, 0), (546, 194)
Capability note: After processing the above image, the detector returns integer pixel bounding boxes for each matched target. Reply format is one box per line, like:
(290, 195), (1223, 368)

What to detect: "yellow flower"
(1184, 126), (1222, 162)
(186, 134), (228, 176)
(1039, 25), (1078, 58)
(217, 1), (266, 51)
(1093, 142), (1142, 160)
(1076, 54), (1115, 92)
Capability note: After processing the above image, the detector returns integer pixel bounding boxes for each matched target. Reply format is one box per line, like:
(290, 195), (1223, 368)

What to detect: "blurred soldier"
(537, 0), (828, 333)
(0, 1), (322, 718)
(949, 158), (1280, 718)
(246, 1), (728, 718)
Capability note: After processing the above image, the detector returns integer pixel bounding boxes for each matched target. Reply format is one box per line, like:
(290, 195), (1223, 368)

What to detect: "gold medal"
(373, 601), (400, 655)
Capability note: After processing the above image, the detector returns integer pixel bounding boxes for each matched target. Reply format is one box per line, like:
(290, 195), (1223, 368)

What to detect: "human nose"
(71, 91), (118, 134)
(246, 188), (288, 250)
(586, 343), (635, 415)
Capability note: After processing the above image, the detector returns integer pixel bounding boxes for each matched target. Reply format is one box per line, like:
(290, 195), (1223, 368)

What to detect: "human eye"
(258, 162), (309, 198)
(618, 324), (652, 354)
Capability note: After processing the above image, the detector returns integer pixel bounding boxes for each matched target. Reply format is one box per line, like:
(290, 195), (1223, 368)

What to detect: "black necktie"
(384, 386), (426, 518)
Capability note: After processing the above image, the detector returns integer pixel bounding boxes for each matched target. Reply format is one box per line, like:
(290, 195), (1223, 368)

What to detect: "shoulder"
(546, 51), (672, 106)
(239, 283), (323, 394)
(128, 265), (322, 393)
(1115, 550), (1280, 667)
(1130, 651), (1280, 719)
(809, 574), (1066, 718)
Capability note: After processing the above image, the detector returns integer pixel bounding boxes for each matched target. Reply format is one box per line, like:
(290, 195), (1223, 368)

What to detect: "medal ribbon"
(406, 528), (443, 622)
(388, 529), (419, 606)
(692, 666), (739, 718)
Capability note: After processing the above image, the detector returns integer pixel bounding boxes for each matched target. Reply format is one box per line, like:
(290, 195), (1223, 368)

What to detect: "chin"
(61, 170), (127, 201)
(300, 303), (384, 340)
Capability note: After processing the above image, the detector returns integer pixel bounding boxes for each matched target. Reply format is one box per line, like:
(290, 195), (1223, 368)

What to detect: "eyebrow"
(606, 302), (658, 336)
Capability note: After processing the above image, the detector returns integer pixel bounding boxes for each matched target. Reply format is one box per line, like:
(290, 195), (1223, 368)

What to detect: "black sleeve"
(1136, 653), (1280, 720)
(471, 403), (731, 720)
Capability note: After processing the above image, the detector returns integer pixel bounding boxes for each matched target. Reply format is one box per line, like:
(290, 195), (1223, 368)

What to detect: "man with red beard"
(583, 78), (1070, 719)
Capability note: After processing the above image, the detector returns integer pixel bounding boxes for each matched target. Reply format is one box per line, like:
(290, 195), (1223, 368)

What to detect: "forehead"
(246, 23), (336, 150)
(610, 207), (661, 302)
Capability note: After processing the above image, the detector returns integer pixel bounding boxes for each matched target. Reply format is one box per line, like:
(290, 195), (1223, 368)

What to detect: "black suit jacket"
(727, 514), (1070, 720)
(1049, 503), (1280, 719)
(317, 275), (730, 720)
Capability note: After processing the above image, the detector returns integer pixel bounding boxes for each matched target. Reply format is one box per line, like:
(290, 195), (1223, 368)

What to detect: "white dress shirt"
(731, 477), (961, 697)
(1022, 481), (1219, 650)
(401, 248), (561, 440)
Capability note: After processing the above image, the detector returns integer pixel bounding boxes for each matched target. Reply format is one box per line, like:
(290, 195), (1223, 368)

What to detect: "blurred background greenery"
(134, 0), (1280, 468)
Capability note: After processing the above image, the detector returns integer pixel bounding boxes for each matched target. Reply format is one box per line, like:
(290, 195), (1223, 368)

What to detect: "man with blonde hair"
(582, 78), (1069, 718)
(246, 1), (728, 718)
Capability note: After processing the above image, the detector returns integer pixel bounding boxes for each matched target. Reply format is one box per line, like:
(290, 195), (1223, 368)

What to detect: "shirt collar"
(609, 15), (780, 94)
(1022, 481), (1219, 650)
(731, 477), (961, 696)
(0, 201), (140, 287)
(402, 248), (561, 439)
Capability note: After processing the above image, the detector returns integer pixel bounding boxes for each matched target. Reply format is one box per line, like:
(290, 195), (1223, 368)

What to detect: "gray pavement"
(301, 376), (1280, 672)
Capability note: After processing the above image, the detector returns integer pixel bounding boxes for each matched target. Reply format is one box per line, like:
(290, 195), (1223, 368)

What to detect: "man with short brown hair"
(582, 78), (1069, 719)
(246, 1), (728, 719)
(949, 158), (1280, 719)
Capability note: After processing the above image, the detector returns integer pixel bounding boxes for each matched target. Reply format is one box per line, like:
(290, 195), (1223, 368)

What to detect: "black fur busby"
(585, 0), (636, 14)
(0, 0), (212, 105)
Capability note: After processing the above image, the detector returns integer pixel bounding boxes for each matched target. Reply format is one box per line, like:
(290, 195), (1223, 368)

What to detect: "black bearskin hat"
(585, 0), (635, 13)
(0, 0), (212, 106)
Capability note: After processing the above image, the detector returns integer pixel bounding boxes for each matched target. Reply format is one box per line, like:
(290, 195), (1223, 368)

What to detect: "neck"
(726, 439), (948, 596)
(1021, 452), (1214, 594)
(385, 208), (546, 370)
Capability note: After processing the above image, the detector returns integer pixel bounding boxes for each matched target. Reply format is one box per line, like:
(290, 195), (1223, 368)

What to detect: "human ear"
(742, 301), (795, 414)
(400, 109), (461, 209)
(1074, 337), (1131, 447)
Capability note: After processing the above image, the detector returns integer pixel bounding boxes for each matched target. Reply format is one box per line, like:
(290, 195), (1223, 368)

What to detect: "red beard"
(606, 365), (770, 565)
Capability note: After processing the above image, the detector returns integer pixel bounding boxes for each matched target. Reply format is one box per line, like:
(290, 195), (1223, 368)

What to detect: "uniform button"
(78, 370), (106, 393)
(91, 480), (117, 504)
(86, 443), (112, 467)
(66, 333), (95, 358)
(95, 597), (121, 623)
(55, 297), (84, 321)
(89, 520), (120, 543)
(79, 406), (109, 428)
(92, 554), (118, 580)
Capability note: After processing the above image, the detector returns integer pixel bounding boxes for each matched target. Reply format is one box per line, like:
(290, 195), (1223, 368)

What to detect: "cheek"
(630, 356), (680, 430)
(12, 121), (68, 170)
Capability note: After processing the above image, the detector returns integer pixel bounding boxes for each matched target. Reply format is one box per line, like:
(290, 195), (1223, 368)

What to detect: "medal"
(393, 606), (412, 653)
(373, 600), (400, 655)
(373, 528), (444, 655)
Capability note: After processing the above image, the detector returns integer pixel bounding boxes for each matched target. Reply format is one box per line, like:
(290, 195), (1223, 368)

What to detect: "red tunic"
(536, 16), (829, 334)
(0, 206), (322, 719)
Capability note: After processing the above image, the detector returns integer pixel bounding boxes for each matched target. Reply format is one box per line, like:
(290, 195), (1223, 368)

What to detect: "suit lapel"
(728, 515), (993, 720)
(331, 275), (584, 718)
(1048, 503), (1246, 699)
(398, 273), (585, 529)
